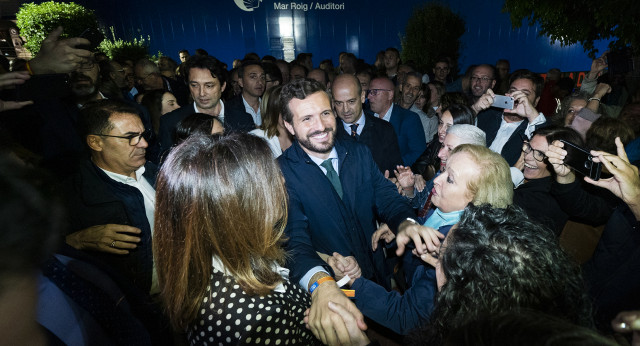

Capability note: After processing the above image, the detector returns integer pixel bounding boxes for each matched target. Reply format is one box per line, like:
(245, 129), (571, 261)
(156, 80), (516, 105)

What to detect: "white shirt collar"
(375, 103), (394, 122)
(193, 100), (225, 122)
(342, 111), (366, 135)
(100, 164), (146, 183)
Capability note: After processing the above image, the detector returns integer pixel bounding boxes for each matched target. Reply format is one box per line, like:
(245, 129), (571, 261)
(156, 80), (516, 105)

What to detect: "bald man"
(332, 74), (402, 173)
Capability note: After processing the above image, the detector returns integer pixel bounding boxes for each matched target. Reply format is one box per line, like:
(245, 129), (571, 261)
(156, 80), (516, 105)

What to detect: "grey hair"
(447, 124), (486, 146)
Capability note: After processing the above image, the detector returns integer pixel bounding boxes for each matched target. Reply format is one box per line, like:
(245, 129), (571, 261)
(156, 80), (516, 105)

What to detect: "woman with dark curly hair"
(410, 204), (593, 345)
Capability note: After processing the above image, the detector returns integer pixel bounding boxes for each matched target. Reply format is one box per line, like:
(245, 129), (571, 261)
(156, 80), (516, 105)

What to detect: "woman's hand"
(371, 223), (395, 251)
(396, 221), (445, 257)
(394, 165), (415, 197)
(545, 140), (576, 184)
(326, 252), (360, 286)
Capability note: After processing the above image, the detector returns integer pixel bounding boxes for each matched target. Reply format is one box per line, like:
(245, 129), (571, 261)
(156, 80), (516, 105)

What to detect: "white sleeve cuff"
(300, 266), (330, 292)
(510, 167), (525, 188)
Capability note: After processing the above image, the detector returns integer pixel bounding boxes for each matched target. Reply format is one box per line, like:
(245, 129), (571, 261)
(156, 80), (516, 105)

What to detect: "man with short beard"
(70, 57), (104, 106)
(277, 78), (417, 345)
(468, 64), (497, 105)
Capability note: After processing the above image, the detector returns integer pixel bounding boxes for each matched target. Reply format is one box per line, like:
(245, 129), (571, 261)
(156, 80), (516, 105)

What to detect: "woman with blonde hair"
(329, 144), (513, 335)
(154, 133), (318, 344)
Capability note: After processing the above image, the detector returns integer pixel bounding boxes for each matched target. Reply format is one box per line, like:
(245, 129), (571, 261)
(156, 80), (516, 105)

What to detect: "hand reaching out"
(371, 223), (395, 251)
(396, 220), (444, 257)
(588, 52), (608, 79)
(471, 88), (495, 114)
(585, 137), (640, 219)
(414, 174), (426, 192)
(394, 165), (415, 197)
(326, 252), (361, 286)
(28, 26), (92, 75)
(0, 71), (33, 111)
(545, 140), (576, 184)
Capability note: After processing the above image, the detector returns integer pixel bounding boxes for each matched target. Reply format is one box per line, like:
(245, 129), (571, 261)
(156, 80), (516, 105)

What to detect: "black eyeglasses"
(93, 130), (152, 146)
(522, 141), (546, 162)
(368, 89), (391, 96)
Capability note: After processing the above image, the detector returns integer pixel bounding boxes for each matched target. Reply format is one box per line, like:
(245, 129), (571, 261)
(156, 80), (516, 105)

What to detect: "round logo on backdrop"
(234, 0), (262, 11)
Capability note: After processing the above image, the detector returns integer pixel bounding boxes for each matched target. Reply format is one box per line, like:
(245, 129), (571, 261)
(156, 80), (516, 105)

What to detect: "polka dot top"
(188, 267), (321, 345)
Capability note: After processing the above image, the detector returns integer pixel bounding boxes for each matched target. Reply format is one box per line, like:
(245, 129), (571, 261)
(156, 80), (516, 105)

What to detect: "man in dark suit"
(278, 79), (418, 345)
(331, 74), (403, 173)
(158, 55), (227, 151)
(368, 77), (426, 166)
(224, 60), (265, 133)
(472, 69), (547, 166)
(61, 100), (156, 296)
(134, 58), (188, 106)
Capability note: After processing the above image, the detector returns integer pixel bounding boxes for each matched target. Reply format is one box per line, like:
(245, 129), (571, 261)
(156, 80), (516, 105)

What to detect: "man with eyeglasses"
(61, 100), (158, 301)
(468, 64), (497, 104)
(225, 60), (265, 130)
(471, 69), (547, 166)
(368, 77), (426, 166)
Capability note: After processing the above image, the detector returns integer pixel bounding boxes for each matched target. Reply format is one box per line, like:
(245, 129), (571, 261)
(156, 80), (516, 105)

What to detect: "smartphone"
(560, 140), (602, 181)
(77, 27), (104, 52)
(492, 95), (514, 110)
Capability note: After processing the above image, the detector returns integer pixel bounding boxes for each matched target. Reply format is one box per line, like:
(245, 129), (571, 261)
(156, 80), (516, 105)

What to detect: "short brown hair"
(280, 78), (330, 124)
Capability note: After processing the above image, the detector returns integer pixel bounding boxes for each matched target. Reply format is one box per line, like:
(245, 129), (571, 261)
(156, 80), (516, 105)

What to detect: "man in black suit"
(134, 58), (188, 105)
(224, 60), (265, 133)
(158, 55), (227, 151)
(472, 69), (547, 166)
(331, 74), (403, 173)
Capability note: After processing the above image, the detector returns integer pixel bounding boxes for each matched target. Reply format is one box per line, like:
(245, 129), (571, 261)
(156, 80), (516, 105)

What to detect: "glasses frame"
(368, 88), (391, 96)
(522, 141), (546, 162)
(93, 130), (152, 146)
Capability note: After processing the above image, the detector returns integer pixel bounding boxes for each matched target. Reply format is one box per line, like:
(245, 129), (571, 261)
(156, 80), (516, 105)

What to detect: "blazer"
(336, 113), (403, 173)
(59, 160), (157, 294)
(278, 138), (414, 287)
(477, 108), (546, 166)
(224, 94), (258, 133)
(384, 105), (427, 166)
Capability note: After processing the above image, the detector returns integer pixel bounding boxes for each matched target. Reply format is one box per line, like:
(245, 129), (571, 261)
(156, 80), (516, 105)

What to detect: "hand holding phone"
(560, 140), (602, 181)
(491, 95), (514, 110)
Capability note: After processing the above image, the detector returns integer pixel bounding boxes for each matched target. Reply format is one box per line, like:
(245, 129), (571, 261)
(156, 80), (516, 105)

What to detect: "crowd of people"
(1, 26), (640, 345)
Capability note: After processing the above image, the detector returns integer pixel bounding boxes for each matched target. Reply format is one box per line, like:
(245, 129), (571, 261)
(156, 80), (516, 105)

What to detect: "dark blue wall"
(72, 0), (609, 73)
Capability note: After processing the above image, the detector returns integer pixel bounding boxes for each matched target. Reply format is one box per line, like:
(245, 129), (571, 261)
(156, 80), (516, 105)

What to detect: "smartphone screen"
(560, 140), (602, 181)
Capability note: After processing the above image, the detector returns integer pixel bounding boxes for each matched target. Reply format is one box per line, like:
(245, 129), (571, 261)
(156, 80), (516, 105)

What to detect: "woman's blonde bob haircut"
(450, 144), (513, 208)
(153, 133), (288, 330)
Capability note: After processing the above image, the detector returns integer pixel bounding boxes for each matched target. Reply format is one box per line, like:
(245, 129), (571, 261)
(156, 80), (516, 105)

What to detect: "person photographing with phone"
(546, 137), (640, 331)
(471, 69), (547, 166)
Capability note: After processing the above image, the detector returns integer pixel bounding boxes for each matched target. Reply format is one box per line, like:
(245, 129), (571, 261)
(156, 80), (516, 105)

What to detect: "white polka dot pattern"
(187, 267), (320, 345)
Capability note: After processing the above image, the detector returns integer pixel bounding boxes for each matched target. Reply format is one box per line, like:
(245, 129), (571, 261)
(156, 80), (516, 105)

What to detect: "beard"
(70, 72), (98, 98)
(297, 127), (336, 155)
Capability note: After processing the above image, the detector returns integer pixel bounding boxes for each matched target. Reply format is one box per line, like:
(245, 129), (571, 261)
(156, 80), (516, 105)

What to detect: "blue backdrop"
(69, 0), (609, 73)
